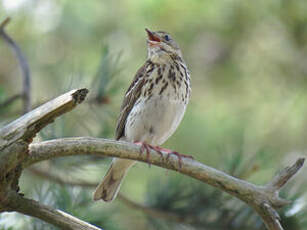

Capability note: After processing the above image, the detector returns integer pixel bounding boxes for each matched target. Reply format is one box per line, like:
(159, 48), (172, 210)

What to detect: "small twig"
(0, 17), (31, 113)
(5, 191), (101, 230)
(266, 158), (305, 192)
(0, 94), (22, 109)
(254, 158), (305, 230)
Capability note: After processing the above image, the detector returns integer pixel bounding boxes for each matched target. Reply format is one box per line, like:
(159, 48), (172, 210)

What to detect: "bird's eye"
(164, 35), (170, 41)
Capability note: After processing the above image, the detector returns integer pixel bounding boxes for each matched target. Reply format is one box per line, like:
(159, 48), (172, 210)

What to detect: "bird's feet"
(134, 141), (163, 166)
(134, 141), (193, 168)
(157, 147), (193, 168)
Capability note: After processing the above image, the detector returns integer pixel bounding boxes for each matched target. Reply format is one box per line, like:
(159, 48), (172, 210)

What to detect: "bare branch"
(266, 158), (305, 192)
(26, 137), (263, 203)
(0, 17), (31, 113)
(4, 191), (101, 230)
(0, 88), (88, 176)
(0, 88), (88, 148)
(24, 137), (304, 230)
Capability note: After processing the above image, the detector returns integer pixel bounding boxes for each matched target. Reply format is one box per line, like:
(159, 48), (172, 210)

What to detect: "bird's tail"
(93, 158), (134, 202)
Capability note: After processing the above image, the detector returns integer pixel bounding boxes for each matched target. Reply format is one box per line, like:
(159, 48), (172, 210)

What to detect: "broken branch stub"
(0, 88), (88, 179)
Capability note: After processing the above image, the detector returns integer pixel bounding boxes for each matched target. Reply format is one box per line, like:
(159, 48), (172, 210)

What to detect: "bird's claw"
(134, 141), (193, 169)
(166, 151), (193, 168)
(135, 141), (163, 167)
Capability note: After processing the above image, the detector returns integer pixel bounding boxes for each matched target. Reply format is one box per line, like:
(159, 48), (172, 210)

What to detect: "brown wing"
(115, 61), (152, 140)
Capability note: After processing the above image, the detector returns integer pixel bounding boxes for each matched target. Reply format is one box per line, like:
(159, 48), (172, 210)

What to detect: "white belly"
(125, 95), (186, 145)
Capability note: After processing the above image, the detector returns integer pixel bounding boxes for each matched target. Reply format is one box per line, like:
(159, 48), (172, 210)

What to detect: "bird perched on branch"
(93, 28), (191, 202)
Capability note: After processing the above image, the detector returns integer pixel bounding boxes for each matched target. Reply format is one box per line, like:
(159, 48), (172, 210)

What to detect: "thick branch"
(0, 88), (88, 174)
(0, 88), (88, 149)
(25, 137), (304, 230)
(0, 17), (31, 114)
(0, 88), (90, 229)
(5, 191), (101, 230)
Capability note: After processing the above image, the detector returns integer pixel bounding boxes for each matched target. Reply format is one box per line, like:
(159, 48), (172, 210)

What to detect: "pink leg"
(157, 147), (193, 168)
(134, 141), (163, 166)
(134, 142), (193, 168)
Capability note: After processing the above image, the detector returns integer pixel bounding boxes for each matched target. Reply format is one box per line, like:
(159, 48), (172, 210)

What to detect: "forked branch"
(25, 137), (304, 230)
(0, 88), (89, 230)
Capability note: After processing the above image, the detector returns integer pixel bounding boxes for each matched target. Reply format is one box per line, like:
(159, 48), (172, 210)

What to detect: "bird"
(93, 28), (191, 202)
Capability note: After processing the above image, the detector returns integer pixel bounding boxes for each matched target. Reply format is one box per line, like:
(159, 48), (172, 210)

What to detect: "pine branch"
(28, 167), (189, 224)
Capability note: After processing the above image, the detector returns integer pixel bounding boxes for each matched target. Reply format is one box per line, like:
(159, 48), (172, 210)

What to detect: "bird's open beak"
(145, 28), (161, 43)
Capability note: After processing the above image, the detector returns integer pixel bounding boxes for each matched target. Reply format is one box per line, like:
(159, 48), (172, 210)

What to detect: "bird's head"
(145, 28), (182, 62)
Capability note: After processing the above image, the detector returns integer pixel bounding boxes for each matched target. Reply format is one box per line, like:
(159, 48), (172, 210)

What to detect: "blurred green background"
(1, 0), (307, 229)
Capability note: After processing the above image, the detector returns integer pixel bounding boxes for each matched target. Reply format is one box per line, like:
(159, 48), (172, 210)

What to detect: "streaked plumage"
(93, 29), (191, 202)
